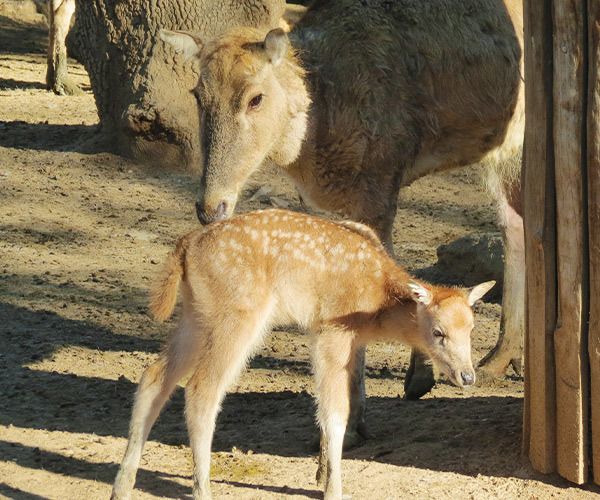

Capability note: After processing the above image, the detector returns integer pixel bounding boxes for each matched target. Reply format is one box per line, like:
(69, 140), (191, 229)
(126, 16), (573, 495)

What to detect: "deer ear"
(160, 29), (203, 61)
(264, 28), (289, 66)
(465, 280), (496, 306)
(408, 280), (433, 307)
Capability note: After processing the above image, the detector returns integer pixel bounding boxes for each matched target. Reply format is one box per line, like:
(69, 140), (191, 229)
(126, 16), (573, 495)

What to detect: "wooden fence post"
(587, 0), (600, 485)
(524, 0), (599, 485)
(522, 0), (557, 473)
(552, 0), (589, 484)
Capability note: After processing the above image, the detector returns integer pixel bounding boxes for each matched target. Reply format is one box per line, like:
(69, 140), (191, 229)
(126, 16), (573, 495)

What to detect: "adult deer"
(110, 209), (495, 500)
(161, 0), (524, 437)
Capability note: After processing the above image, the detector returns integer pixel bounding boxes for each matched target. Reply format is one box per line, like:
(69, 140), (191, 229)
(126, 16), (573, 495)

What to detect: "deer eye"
(248, 94), (263, 111)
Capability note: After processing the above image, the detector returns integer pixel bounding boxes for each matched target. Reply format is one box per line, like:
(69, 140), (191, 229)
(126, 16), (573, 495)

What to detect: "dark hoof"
(404, 359), (437, 400)
(356, 421), (374, 441)
(404, 374), (436, 400)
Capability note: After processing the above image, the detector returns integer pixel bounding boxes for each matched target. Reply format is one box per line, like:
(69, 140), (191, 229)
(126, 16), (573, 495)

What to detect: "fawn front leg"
(313, 325), (357, 500)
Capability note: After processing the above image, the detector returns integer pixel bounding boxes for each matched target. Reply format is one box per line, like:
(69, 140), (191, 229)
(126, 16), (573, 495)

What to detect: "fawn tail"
(148, 235), (189, 322)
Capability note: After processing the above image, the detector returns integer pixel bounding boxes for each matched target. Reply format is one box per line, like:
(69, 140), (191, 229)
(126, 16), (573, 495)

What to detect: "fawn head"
(408, 280), (495, 387)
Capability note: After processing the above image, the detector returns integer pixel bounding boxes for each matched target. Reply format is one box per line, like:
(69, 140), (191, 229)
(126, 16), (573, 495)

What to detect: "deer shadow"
(0, 121), (107, 153)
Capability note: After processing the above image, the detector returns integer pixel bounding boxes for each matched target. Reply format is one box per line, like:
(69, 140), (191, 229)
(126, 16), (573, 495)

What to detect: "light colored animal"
(110, 209), (495, 500)
(46, 0), (81, 95)
(160, 0), (524, 411)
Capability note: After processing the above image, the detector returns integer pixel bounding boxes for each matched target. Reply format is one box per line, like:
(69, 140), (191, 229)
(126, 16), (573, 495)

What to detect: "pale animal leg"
(185, 305), (273, 500)
(479, 202), (525, 377)
(111, 315), (199, 500)
(313, 325), (356, 500)
(46, 0), (81, 95)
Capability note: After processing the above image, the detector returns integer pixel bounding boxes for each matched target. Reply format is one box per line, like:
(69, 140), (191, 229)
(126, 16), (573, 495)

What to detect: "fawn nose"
(461, 370), (475, 386)
(196, 201), (228, 225)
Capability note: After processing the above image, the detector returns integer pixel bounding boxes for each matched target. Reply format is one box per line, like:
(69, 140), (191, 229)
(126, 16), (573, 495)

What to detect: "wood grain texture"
(587, 0), (600, 486)
(522, 0), (557, 473)
(552, 0), (589, 484)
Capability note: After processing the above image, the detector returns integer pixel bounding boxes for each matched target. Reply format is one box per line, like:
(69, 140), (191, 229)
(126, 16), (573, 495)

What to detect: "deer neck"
(266, 49), (311, 168)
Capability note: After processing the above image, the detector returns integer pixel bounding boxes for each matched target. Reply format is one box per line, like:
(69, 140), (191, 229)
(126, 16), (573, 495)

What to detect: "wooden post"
(587, 0), (600, 485)
(522, 0), (557, 473)
(552, 0), (589, 484)
(524, 0), (599, 485)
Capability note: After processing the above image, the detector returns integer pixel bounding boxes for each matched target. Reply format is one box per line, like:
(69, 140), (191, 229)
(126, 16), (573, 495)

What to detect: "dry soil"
(1, 8), (600, 500)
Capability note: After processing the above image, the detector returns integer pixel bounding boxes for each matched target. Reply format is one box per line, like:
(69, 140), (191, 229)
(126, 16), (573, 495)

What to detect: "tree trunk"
(70, 0), (285, 168)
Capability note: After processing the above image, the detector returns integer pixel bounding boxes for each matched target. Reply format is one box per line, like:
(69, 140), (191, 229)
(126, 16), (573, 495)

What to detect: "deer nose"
(195, 201), (228, 225)
(215, 202), (227, 219)
(461, 370), (475, 386)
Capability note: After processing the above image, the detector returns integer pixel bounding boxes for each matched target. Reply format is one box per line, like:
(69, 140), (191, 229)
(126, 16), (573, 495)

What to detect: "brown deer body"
(110, 209), (494, 500)
(160, 0), (524, 408)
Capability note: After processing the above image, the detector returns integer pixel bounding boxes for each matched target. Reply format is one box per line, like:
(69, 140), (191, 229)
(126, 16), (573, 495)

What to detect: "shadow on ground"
(0, 121), (108, 153)
(1, 303), (529, 485)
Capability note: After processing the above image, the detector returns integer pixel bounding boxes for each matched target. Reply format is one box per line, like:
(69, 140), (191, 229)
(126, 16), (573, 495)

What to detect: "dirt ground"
(1, 8), (600, 500)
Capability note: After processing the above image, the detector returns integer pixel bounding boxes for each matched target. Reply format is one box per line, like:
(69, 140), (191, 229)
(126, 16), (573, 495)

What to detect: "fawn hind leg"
(185, 304), (275, 500)
(313, 324), (359, 500)
(111, 314), (201, 500)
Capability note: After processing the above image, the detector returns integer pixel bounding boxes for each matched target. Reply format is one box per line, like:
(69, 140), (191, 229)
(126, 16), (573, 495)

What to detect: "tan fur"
(111, 209), (494, 500)
(148, 233), (190, 322)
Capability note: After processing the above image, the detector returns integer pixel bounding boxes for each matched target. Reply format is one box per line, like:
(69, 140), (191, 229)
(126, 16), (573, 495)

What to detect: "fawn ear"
(264, 28), (289, 66)
(465, 280), (496, 306)
(160, 29), (204, 61)
(408, 280), (433, 307)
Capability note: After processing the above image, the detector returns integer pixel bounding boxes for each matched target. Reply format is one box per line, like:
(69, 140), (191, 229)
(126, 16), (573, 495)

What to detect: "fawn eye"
(433, 329), (446, 338)
(248, 94), (263, 111)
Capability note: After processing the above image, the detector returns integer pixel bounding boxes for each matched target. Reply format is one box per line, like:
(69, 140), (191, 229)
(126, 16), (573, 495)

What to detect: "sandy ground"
(1, 8), (600, 500)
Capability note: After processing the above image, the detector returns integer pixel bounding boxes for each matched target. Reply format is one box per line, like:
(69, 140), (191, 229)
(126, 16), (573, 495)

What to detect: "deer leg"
(46, 0), (82, 95)
(111, 315), (199, 500)
(478, 202), (525, 379)
(313, 325), (356, 500)
(372, 204), (438, 401)
(344, 345), (369, 446)
(185, 304), (274, 500)
(404, 349), (438, 400)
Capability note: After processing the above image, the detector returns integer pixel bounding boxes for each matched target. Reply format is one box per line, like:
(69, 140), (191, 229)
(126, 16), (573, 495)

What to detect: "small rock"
(435, 232), (503, 300)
